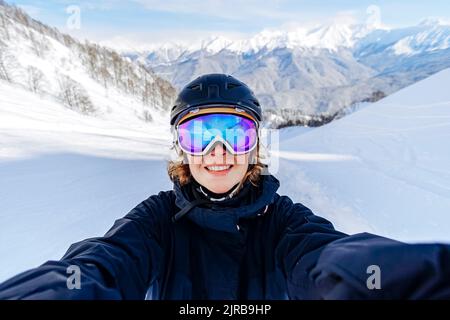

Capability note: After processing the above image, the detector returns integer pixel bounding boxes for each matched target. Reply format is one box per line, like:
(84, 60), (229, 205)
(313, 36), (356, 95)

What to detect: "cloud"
(53, 0), (121, 12)
(131, 0), (306, 22)
(62, 4), (367, 51)
(333, 10), (360, 24)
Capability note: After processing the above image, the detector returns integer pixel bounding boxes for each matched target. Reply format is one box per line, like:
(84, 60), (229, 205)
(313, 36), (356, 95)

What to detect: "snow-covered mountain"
(0, 2), (176, 126)
(355, 19), (450, 78)
(127, 20), (450, 127)
(130, 22), (378, 63)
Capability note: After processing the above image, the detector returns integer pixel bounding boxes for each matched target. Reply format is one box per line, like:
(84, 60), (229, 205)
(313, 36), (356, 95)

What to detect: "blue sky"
(6, 0), (450, 48)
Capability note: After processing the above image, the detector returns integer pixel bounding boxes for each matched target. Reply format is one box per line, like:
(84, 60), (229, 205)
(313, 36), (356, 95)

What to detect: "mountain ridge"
(124, 19), (450, 127)
(0, 1), (176, 126)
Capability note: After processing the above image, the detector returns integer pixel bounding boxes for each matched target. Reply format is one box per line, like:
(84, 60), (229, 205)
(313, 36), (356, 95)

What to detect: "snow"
(136, 21), (378, 57)
(393, 38), (414, 55)
(2, 68), (450, 283)
(201, 36), (234, 54)
(275, 68), (450, 243)
(390, 24), (450, 56)
(137, 19), (448, 60)
(0, 81), (172, 282)
(0, 83), (171, 161)
(0, 2), (175, 283)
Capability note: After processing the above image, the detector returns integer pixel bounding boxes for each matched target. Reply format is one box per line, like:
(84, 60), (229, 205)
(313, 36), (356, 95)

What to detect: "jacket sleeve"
(274, 196), (348, 299)
(0, 193), (169, 300)
(309, 233), (450, 299)
(276, 197), (450, 299)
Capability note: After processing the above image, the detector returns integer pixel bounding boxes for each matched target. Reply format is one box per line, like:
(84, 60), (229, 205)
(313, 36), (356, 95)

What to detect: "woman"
(0, 74), (449, 300)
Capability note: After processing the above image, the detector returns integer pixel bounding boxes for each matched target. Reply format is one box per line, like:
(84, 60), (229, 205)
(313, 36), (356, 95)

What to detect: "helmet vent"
(188, 84), (202, 91)
(208, 84), (219, 98)
(227, 82), (242, 90)
(251, 99), (260, 107)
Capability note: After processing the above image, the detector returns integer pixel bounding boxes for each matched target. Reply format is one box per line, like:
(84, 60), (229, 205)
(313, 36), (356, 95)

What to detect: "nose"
(210, 143), (226, 157)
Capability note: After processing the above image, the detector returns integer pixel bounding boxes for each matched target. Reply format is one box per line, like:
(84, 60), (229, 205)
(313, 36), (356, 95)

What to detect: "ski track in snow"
(0, 153), (173, 282)
(276, 158), (377, 235)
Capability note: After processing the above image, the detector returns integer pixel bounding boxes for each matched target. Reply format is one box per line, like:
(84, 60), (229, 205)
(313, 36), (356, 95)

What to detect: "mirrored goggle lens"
(177, 113), (258, 154)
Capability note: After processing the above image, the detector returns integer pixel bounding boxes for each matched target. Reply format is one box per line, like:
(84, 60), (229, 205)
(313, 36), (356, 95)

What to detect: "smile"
(205, 165), (233, 172)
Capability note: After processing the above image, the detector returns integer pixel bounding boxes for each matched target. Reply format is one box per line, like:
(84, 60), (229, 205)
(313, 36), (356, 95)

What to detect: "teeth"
(206, 165), (231, 171)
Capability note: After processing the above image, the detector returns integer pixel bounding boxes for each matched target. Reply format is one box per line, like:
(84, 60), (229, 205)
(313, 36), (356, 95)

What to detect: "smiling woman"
(168, 74), (266, 195)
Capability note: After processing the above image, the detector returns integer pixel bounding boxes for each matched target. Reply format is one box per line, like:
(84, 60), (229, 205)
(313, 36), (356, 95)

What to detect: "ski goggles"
(176, 109), (258, 156)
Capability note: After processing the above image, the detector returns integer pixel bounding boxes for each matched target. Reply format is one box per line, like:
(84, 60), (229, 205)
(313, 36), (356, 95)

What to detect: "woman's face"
(188, 144), (250, 194)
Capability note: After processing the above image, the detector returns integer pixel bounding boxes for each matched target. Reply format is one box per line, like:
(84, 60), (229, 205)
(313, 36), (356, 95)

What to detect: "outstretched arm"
(276, 197), (450, 299)
(274, 197), (348, 299)
(0, 194), (169, 300)
(310, 233), (450, 299)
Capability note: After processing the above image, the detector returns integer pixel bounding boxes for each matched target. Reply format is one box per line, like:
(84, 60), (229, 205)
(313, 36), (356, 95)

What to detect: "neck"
(194, 181), (241, 202)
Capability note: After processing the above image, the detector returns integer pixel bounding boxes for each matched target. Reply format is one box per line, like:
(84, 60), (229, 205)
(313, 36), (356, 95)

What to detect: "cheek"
(189, 164), (201, 174)
(231, 163), (249, 178)
(188, 158), (203, 177)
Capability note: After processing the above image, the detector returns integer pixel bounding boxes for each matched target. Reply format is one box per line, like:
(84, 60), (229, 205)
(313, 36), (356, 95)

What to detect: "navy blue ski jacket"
(0, 174), (449, 299)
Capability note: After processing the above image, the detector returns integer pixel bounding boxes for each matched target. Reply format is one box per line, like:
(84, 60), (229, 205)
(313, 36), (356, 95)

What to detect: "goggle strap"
(178, 106), (257, 126)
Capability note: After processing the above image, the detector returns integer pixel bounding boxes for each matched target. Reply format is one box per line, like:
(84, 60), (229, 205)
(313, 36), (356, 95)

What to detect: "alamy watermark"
(366, 5), (382, 27)
(66, 5), (81, 30)
(366, 264), (381, 290)
(66, 265), (81, 290)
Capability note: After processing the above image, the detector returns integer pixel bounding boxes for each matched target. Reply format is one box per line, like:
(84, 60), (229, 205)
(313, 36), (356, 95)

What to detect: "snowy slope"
(275, 68), (450, 243)
(0, 80), (173, 283)
(0, 3), (175, 126)
(0, 2), (178, 284)
(1, 69), (450, 283)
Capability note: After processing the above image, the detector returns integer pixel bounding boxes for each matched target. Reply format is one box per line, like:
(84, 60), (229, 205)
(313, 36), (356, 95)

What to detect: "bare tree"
(142, 109), (153, 122)
(12, 6), (30, 27)
(62, 34), (75, 47)
(0, 11), (10, 41)
(111, 51), (124, 88)
(155, 77), (177, 110)
(0, 40), (12, 82)
(57, 73), (96, 114)
(85, 42), (99, 80)
(98, 63), (111, 89)
(27, 65), (45, 93)
(142, 77), (161, 108)
(28, 30), (48, 58)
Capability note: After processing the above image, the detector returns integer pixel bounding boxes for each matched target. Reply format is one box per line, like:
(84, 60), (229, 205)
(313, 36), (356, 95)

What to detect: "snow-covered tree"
(27, 65), (45, 93)
(28, 30), (48, 58)
(57, 73), (96, 114)
(0, 40), (12, 82)
(0, 9), (10, 40)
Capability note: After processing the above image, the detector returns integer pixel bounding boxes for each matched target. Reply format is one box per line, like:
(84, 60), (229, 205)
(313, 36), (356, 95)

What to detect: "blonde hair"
(167, 144), (266, 193)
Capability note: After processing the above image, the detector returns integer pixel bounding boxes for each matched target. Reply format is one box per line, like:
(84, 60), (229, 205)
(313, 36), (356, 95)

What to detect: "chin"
(206, 184), (231, 194)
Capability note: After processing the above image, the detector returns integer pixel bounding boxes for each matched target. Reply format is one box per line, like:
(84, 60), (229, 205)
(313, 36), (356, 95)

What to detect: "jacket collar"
(173, 174), (280, 233)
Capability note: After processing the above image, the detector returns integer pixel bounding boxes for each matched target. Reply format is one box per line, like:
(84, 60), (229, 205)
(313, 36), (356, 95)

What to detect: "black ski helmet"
(170, 74), (262, 126)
